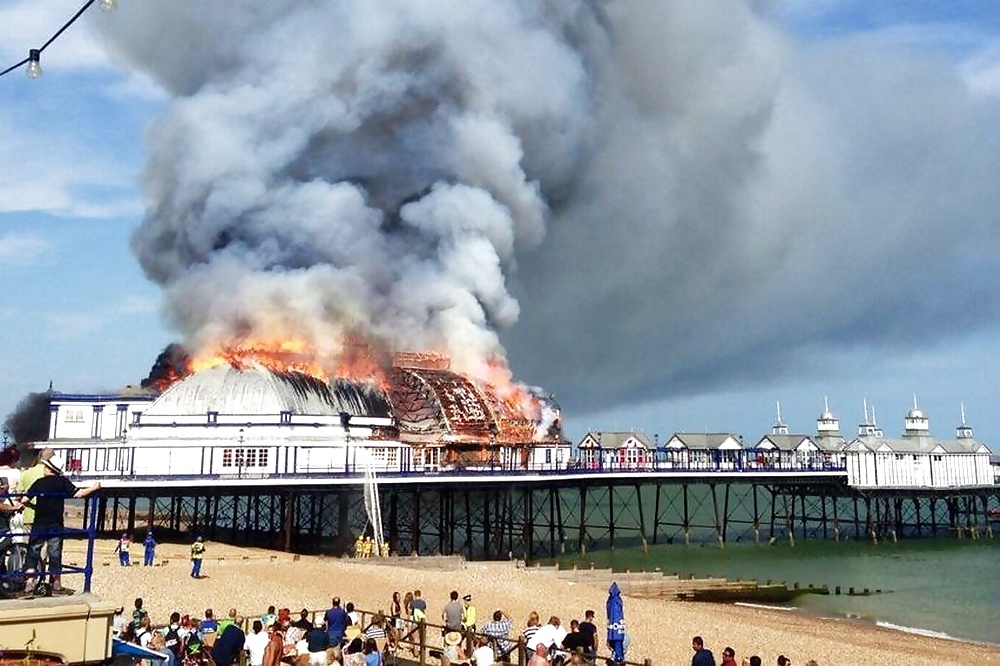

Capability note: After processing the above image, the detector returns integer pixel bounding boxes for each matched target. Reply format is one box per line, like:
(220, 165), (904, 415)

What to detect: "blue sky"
(2, 0), (999, 447)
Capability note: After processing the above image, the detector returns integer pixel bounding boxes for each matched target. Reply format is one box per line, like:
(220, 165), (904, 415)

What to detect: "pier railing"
(0, 493), (97, 598)
(42, 441), (847, 483)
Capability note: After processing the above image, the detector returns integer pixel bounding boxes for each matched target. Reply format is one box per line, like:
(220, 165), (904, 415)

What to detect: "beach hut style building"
(576, 431), (654, 469)
(661, 432), (743, 470)
(751, 403), (823, 469)
(844, 401), (993, 488)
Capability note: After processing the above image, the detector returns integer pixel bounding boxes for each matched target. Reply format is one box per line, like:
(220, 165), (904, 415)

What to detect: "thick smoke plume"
(98, 1), (1000, 412)
(3, 390), (52, 449)
(141, 342), (190, 390)
(101, 0), (604, 383)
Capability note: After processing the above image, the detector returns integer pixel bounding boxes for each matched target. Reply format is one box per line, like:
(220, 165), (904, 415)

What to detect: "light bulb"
(26, 49), (42, 79)
(98, 0), (118, 11)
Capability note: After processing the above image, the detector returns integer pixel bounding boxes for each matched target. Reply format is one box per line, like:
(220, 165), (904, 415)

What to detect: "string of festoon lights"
(0, 0), (117, 80)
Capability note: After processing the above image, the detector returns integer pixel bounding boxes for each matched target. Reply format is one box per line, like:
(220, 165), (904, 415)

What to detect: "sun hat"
(42, 454), (66, 475)
(444, 631), (463, 646)
(345, 625), (363, 640)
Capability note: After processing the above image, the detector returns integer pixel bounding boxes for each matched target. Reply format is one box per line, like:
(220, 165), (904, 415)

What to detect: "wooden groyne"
(526, 563), (841, 603)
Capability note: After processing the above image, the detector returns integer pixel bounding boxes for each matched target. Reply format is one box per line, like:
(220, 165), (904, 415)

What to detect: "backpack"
(165, 625), (183, 655)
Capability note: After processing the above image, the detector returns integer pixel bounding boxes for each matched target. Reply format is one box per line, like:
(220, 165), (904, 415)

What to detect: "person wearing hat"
(15, 447), (54, 533)
(461, 594), (477, 634)
(443, 631), (469, 666)
(114, 532), (132, 566)
(21, 453), (101, 594)
(143, 529), (157, 566)
(191, 535), (206, 578)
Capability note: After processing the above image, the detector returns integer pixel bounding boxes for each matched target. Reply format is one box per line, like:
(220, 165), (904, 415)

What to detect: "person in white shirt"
(244, 620), (270, 666)
(471, 636), (495, 666)
(529, 616), (567, 653)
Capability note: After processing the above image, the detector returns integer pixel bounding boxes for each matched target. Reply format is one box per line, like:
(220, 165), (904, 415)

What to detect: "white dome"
(144, 364), (391, 417)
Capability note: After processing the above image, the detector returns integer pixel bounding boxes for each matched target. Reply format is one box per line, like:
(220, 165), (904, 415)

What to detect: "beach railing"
(349, 607), (653, 666)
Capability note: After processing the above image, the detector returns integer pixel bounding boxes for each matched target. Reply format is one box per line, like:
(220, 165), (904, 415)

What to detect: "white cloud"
(0, 232), (52, 266)
(962, 40), (1000, 96)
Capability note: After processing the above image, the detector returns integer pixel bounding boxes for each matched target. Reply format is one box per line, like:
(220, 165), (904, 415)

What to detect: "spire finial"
(961, 401), (967, 425)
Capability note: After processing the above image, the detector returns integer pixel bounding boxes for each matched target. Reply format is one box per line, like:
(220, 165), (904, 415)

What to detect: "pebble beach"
(65, 539), (1000, 666)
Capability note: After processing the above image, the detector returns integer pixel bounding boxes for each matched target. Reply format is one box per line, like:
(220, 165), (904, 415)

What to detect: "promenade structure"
(21, 370), (1000, 558)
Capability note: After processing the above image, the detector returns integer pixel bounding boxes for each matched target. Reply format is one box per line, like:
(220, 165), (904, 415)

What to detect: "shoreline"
(59, 538), (1000, 666)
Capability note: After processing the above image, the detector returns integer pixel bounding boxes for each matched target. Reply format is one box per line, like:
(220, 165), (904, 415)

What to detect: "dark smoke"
(141, 342), (190, 390)
(3, 390), (52, 448)
(95, 1), (1000, 418)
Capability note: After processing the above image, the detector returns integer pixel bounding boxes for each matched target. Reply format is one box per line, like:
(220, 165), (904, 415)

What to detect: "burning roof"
(143, 350), (562, 444)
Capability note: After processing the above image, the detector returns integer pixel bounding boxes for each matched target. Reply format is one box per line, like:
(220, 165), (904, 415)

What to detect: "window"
(234, 449), (246, 467)
(66, 410), (85, 423)
(207, 411), (218, 424)
(222, 449), (234, 467)
(280, 411), (292, 425)
(545, 449), (552, 464)
(258, 448), (269, 467)
(245, 448), (258, 467)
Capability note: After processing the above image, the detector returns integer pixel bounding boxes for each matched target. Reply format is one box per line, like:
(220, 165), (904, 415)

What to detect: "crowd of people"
(112, 587), (823, 666)
(689, 637), (820, 666)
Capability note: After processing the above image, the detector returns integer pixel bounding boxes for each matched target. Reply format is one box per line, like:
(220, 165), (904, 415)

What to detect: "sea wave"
(733, 602), (798, 612)
(875, 621), (960, 642)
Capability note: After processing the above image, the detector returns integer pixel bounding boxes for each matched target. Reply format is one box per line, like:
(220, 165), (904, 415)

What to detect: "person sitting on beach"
(690, 636), (716, 666)
(471, 635), (494, 666)
(748, 658), (761, 666)
(720, 647), (737, 666)
(527, 644), (548, 666)
(294, 608), (314, 631)
(481, 609), (513, 658)
(262, 605), (278, 628)
(777, 657), (790, 666)
(443, 631), (469, 666)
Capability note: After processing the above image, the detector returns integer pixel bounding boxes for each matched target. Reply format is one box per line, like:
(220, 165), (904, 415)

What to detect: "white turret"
(956, 402), (974, 439)
(817, 396), (839, 435)
(772, 400), (788, 435)
(858, 399), (883, 438)
(903, 394), (930, 436)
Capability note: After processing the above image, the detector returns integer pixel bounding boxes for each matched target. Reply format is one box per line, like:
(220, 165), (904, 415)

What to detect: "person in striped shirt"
(482, 610), (514, 659)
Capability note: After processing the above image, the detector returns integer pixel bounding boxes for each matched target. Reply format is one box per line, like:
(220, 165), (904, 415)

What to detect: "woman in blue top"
(364, 638), (382, 666)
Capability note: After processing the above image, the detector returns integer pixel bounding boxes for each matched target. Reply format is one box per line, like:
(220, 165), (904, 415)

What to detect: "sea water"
(556, 537), (1000, 645)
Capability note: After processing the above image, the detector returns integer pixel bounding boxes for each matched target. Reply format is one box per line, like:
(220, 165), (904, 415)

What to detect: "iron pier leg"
(636, 484), (648, 553)
(652, 483), (661, 546)
(683, 484), (691, 546)
(722, 483), (731, 545)
(752, 484), (760, 545)
(608, 485), (616, 550)
(578, 486), (588, 555)
(710, 484), (722, 548)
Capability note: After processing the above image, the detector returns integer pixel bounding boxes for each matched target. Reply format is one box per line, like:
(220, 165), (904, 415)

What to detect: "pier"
(82, 465), (999, 559)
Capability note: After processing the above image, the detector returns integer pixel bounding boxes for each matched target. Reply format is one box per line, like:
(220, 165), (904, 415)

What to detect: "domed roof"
(906, 408), (926, 420)
(818, 410), (836, 421)
(144, 364), (391, 417)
